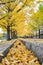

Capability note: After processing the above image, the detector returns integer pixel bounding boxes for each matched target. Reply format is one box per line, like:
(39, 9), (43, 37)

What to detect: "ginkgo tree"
(29, 2), (43, 38)
(0, 0), (26, 40)
(0, 0), (33, 40)
(0, 0), (42, 40)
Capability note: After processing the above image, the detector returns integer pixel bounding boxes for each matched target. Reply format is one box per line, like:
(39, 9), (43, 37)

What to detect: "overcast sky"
(0, 28), (3, 33)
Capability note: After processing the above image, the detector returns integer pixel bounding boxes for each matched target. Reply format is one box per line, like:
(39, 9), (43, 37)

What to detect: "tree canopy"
(0, 0), (43, 40)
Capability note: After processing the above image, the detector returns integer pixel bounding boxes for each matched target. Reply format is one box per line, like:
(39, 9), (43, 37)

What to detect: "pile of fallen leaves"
(0, 40), (40, 65)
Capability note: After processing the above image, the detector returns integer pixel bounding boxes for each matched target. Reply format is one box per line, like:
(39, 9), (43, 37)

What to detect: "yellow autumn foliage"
(0, 0), (41, 37)
(0, 33), (3, 37)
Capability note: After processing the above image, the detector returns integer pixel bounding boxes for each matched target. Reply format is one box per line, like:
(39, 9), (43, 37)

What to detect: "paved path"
(19, 38), (43, 64)
(0, 39), (16, 61)
(0, 39), (16, 54)
(19, 38), (43, 43)
(0, 38), (43, 63)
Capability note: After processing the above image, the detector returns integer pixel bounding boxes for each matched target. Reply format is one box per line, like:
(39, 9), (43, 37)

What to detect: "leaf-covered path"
(0, 39), (43, 64)
(0, 39), (40, 65)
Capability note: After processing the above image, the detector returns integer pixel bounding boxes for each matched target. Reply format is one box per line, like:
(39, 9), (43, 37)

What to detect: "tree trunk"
(39, 29), (40, 38)
(11, 28), (12, 39)
(7, 26), (10, 40)
(36, 30), (37, 38)
(12, 30), (17, 39)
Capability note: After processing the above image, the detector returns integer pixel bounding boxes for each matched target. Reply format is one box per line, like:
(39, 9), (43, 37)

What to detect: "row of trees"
(29, 3), (43, 38)
(0, 0), (43, 40)
(0, 0), (26, 40)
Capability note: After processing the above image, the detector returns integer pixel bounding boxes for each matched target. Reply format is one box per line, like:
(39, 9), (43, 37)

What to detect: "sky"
(0, 28), (3, 33)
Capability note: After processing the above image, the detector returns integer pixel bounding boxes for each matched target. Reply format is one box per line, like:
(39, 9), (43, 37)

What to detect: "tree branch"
(0, 0), (27, 21)
(0, 0), (16, 5)
(0, 23), (7, 29)
(17, 0), (27, 12)
(2, 21), (7, 25)
(0, 0), (19, 20)
(10, 22), (16, 27)
(0, 15), (7, 20)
